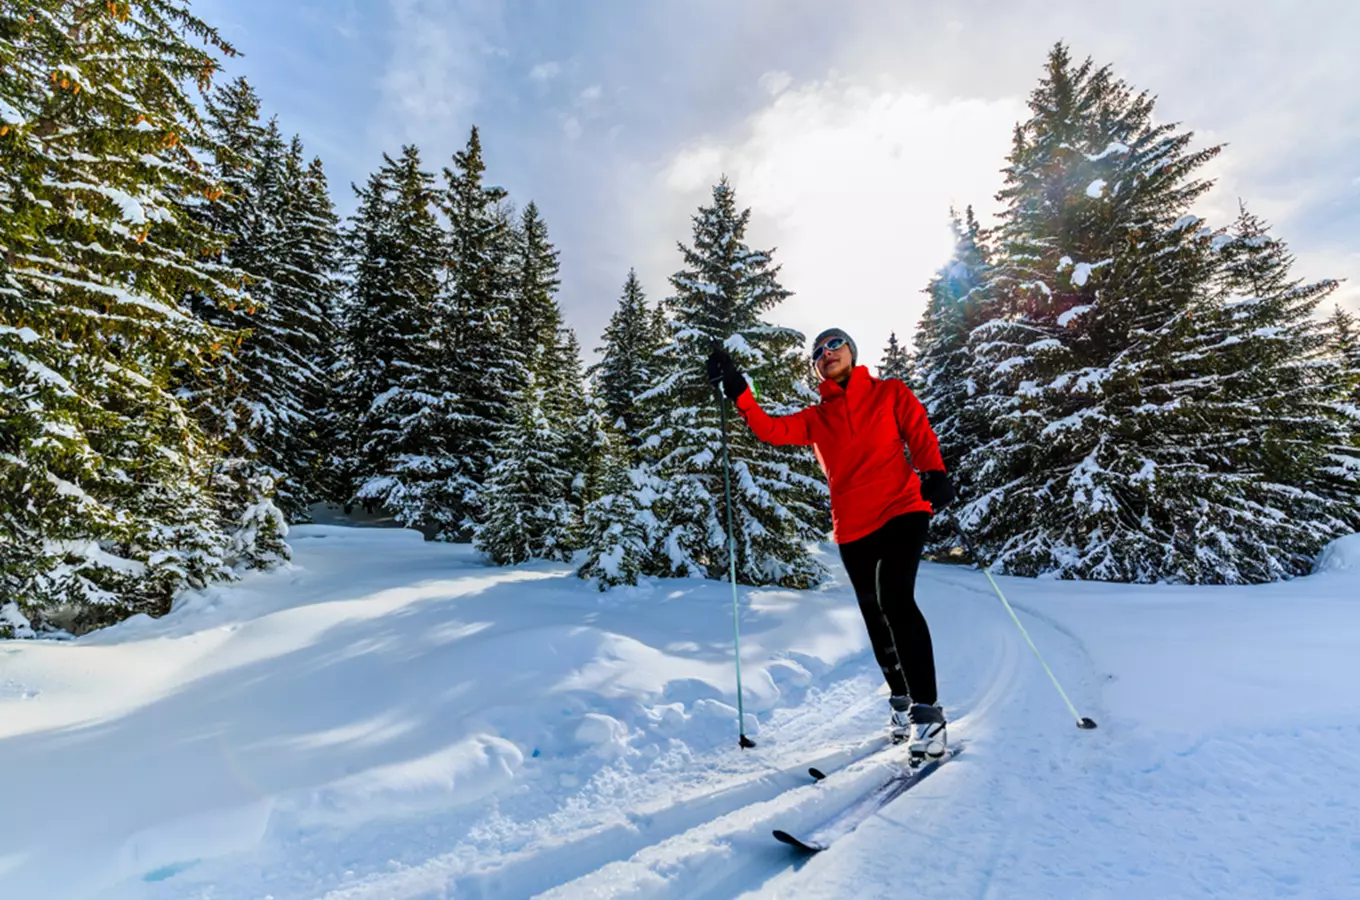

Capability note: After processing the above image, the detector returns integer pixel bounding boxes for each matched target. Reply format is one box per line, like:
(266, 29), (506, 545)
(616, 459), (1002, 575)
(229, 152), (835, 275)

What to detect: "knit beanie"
(813, 327), (858, 367)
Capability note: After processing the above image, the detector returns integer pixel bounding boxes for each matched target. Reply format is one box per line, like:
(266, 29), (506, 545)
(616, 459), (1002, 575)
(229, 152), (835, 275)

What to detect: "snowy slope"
(3, 526), (1358, 899)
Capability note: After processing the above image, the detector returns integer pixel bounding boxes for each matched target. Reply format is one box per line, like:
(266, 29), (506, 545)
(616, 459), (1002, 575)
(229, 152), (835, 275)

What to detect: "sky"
(194, 0), (1360, 369)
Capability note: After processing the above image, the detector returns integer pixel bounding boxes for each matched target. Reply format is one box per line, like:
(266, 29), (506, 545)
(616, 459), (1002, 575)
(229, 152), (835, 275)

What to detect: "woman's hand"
(919, 471), (956, 509)
(706, 348), (748, 401)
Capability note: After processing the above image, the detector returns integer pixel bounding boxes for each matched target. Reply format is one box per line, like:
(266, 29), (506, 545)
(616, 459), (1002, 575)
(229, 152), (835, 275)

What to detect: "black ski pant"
(837, 511), (937, 706)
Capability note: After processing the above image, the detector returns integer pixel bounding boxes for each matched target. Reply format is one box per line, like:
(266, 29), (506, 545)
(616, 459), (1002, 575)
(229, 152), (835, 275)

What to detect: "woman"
(707, 329), (955, 756)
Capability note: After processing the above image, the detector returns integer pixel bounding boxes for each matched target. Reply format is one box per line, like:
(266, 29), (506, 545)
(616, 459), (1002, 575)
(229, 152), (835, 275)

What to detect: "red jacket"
(734, 365), (946, 544)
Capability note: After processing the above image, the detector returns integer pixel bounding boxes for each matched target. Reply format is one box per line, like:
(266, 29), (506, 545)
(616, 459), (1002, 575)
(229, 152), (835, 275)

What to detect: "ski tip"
(1078, 717), (1098, 730)
(773, 830), (824, 853)
(808, 767), (827, 781)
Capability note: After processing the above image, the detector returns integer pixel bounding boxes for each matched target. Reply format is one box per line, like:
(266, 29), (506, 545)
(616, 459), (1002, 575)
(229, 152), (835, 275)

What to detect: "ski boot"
(888, 694), (913, 744)
(907, 703), (947, 765)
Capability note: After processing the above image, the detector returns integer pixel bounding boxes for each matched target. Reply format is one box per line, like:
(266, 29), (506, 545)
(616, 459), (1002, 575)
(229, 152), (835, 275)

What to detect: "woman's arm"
(734, 387), (816, 446)
(893, 381), (946, 472)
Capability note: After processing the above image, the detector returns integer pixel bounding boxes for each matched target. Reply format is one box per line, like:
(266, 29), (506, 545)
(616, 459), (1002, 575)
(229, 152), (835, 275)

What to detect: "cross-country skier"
(707, 329), (955, 757)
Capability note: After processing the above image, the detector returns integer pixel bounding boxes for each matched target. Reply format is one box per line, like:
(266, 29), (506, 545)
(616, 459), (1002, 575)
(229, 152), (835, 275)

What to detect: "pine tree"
(1, 0), (246, 633)
(911, 208), (993, 555)
(341, 146), (450, 531)
(877, 332), (911, 382)
(1188, 206), (1360, 561)
(958, 44), (1356, 583)
(475, 373), (574, 565)
(543, 326), (593, 537)
(279, 142), (343, 514)
(635, 177), (828, 588)
(577, 431), (658, 589)
(914, 208), (991, 471)
(435, 126), (517, 537)
(1329, 305), (1360, 410)
(182, 77), (291, 568)
(511, 201), (561, 380)
(588, 269), (665, 445)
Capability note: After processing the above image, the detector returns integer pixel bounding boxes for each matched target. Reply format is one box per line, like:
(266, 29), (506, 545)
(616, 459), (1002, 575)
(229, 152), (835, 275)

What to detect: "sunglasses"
(812, 336), (847, 363)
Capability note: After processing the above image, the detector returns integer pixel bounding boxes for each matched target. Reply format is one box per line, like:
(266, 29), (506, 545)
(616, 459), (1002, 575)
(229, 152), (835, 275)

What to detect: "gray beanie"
(813, 327), (857, 367)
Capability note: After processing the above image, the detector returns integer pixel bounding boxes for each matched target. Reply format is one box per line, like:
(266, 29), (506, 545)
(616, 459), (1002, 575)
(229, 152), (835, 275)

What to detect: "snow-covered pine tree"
(434, 126), (517, 538)
(637, 177), (828, 588)
(959, 43), (1353, 583)
(912, 208), (993, 554)
(277, 139), (342, 515)
(342, 146), (451, 532)
(543, 326), (593, 538)
(510, 201), (561, 379)
(1189, 206), (1360, 560)
(182, 77), (291, 568)
(1330, 305), (1360, 409)
(915, 208), (991, 469)
(577, 430), (662, 589)
(588, 269), (665, 445)
(1, 0), (246, 633)
(475, 373), (574, 565)
(877, 332), (911, 382)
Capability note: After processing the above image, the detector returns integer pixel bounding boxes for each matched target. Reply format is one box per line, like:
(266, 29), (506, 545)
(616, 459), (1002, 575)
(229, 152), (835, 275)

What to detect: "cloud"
(578, 84), (603, 104)
(647, 79), (1026, 365)
(530, 61), (561, 83)
(758, 71), (793, 96)
(373, 0), (501, 151)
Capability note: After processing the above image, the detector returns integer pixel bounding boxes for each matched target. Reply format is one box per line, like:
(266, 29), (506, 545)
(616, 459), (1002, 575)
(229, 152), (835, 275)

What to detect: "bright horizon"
(196, 0), (1360, 369)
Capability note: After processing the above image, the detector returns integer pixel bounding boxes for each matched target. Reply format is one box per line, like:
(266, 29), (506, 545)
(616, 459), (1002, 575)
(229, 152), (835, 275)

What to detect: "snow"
(1314, 532), (1360, 572)
(1086, 178), (1107, 198)
(3, 523), (1360, 899)
(1057, 303), (1093, 327)
(1085, 141), (1130, 161)
(0, 96), (24, 125)
(1071, 262), (1094, 286)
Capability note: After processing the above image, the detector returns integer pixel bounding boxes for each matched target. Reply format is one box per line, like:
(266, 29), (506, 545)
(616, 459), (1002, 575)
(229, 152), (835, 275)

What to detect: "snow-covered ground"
(3, 525), (1359, 899)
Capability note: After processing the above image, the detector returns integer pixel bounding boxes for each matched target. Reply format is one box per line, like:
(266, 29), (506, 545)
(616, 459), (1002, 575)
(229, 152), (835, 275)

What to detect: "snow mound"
(1313, 533), (1360, 574)
(574, 712), (632, 758)
(296, 735), (523, 826)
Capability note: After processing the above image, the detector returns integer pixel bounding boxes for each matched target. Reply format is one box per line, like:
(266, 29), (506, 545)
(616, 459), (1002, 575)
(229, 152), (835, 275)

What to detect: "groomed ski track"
(233, 535), (1051, 900)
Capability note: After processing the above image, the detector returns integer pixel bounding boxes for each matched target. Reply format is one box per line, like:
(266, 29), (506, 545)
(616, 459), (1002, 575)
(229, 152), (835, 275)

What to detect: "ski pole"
(711, 362), (756, 750)
(959, 531), (1097, 730)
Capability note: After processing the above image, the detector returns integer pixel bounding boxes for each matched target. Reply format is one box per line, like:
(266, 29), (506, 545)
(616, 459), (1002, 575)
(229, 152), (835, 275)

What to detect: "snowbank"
(1313, 532), (1360, 574)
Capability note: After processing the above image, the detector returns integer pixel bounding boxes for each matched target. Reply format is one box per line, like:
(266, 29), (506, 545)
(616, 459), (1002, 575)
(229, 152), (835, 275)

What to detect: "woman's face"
(815, 339), (852, 382)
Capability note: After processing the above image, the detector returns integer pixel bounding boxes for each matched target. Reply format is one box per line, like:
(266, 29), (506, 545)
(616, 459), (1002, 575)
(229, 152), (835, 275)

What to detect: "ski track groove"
(526, 581), (1036, 899)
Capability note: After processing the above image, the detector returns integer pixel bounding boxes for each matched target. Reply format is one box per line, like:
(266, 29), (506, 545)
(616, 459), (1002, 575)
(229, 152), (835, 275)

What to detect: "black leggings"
(837, 512), (937, 706)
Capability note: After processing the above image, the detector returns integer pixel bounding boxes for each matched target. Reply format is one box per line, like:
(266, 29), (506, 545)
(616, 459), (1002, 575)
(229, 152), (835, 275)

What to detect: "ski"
(775, 743), (961, 852)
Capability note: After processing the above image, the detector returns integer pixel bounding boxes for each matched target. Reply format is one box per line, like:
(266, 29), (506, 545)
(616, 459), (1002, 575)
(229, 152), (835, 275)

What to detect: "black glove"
(705, 348), (748, 401)
(918, 470), (955, 510)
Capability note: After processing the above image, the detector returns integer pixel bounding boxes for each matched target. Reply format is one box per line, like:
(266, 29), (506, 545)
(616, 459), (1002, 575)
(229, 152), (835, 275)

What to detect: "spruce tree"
(958, 44), (1356, 583)
(911, 208), (992, 554)
(588, 269), (665, 445)
(435, 126), (517, 537)
(577, 431), (659, 589)
(341, 146), (449, 531)
(1189, 206), (1360, 563)
(1329, 305), (1360, 410)
(635, 177), (828, 588)
(278, 141), (342, 514)
(511, 201), (561, 379)
(1, 0), (245, 632)
(877, 332), (911, 383)
(475, 373), (574, 564)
